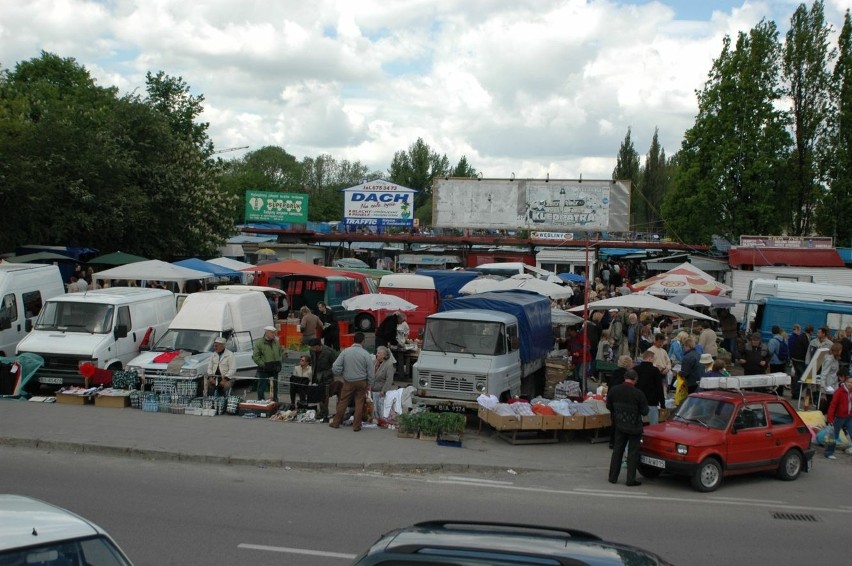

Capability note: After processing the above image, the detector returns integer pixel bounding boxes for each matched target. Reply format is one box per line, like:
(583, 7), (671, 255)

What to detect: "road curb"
(0, 436), (531, 475)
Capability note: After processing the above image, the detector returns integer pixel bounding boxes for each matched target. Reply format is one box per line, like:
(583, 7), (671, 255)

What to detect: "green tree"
(145, 71), (212, 155)
(450, 155), (477, 177)
(612, 128), (641, 230)
(782, 0), (836, 235)
(388, 137), (450, 224)
(639, 128), (670, 234)
(818, 10), (852, 243)
(662, 21), (791, 245)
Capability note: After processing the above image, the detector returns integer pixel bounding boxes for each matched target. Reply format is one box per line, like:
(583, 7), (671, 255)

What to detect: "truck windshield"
(35, 302), (114, 334)
(153, 329), (218, 354)
(423, 319), (505, 355)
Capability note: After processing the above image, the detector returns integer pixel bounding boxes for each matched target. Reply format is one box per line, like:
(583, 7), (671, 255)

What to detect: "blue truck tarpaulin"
(416, 270), (481, 302)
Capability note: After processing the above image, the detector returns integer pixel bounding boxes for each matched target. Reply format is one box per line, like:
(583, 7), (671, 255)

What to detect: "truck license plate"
(640, 455), (665, 468)
(39, 377), (63, 385)
(436, 404), (466, 413)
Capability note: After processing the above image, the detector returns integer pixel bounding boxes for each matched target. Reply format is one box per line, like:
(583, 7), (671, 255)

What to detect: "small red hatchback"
(639, 379), (814, 492)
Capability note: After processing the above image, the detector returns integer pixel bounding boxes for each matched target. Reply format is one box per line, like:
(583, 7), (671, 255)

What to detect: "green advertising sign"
(245, 191), (309, 223)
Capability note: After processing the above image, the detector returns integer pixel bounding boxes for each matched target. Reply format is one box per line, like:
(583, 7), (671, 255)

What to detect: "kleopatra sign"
(342, 180), (416, 227)
(245, 191), (308, 223)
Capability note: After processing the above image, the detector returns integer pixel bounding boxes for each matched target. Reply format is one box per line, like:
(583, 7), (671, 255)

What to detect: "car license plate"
(39, 377), (63, 385)
(436, 404), (465, 413)
(640, 455), (665, 468)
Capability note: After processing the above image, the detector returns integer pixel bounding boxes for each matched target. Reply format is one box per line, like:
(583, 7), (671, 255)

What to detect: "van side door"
(0, 292), (20, 355)
(113, 305), (137, 366)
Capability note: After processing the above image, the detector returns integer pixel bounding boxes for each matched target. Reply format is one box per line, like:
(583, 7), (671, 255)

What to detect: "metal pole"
(582, 235), (590, 396)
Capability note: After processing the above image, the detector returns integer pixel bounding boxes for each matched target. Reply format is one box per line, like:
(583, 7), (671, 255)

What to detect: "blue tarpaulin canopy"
(557, 272), (586, 284)
(173, 258), (243, 278)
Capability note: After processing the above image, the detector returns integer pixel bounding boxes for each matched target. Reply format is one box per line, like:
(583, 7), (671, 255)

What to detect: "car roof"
(0, 495), (103, 551)
(690, 390), (788, 403)
(359, 521), (668, 565)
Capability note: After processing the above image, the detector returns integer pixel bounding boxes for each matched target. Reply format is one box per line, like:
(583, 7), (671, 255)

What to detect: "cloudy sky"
(1, 0), (850, 180)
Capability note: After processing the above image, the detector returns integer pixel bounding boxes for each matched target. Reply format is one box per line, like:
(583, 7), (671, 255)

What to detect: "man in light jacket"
(330, 332), (375, 431)
(207, 337), (236, 396)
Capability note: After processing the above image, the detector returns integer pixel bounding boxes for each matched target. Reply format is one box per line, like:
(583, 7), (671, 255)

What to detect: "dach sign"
(342, 180), (417, 228)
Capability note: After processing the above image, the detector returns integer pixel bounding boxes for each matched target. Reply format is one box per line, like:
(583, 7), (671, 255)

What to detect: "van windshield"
(35, 302), (114, 334)
(153, 329), (218, 354)
(423, 319), (505, 355)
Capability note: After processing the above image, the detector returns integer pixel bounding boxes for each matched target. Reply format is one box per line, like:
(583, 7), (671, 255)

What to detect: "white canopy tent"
(568, 293), (717, 322)
(93, 260), (214, 293)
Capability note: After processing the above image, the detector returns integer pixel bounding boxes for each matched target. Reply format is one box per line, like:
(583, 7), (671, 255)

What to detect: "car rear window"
(767, 401), (795, 425)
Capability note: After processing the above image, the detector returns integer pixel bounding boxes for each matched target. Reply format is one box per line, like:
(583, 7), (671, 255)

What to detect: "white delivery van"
(0, 263), (65, 357)
(742, 278), (852, 330)
(16, 288), (176, 389)
(126, 289), (273, 383)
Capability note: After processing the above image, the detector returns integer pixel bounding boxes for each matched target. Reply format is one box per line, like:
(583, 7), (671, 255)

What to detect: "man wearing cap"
(207, 337), (236, 396)
(253, 326), (283, 401)
(330, 332), (375, 431)
(309, 338), (338, 420)
(739, 333), (769, 375)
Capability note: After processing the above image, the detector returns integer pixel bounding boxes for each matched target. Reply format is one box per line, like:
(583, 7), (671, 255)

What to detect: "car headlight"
(127, 366), (143, 378)
(676, 444), (689, 455)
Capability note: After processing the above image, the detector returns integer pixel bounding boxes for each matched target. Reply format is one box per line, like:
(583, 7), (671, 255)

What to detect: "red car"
(639, 382), (814, 492)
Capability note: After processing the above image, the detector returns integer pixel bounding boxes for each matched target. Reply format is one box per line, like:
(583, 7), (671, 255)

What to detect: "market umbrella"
(492, 274), (573, 300)
(551, 309), (584, 325)
(87, 251), (149, 266)
(631, 262), (732, 296)
(459, 277), (504, 295)
(568, 293), (717, 322)
(342, 293), (417, 312)
(669, 293), (736, 309)
(557, 272), (586, 285)
(256, 248), (276, 256)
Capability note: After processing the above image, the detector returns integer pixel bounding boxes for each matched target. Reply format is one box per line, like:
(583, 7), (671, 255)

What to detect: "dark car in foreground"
(639, 374), (814, 492)
(0, 494), (133, 565)
(351, 520), (673, 565)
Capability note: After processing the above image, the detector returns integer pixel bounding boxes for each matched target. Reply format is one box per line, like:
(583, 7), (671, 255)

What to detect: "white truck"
(741, 278), (852, 331)
(413, 291), (553, 410)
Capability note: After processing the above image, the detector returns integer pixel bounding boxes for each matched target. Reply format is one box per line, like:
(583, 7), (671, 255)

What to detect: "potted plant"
(438, 412), (466, 444)
(417, 412), (442, 441)
(397, 412), (419, 439)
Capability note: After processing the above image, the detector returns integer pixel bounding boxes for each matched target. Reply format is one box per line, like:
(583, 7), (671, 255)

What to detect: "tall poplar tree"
(782, 0), (836, 235)
(640, 129), (669, 235)
(612, 128), (641, 231)
(662, 21), (791, 244)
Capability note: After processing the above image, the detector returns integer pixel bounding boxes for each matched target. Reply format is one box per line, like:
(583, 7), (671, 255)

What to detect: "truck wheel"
(355, 314), (375, 333)
(777, 449), (803, 481)
(638, 464), (662, 478)
(691, 458), (722, 492)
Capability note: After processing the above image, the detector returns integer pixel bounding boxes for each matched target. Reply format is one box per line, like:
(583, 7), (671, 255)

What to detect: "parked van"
(0, 263), (65, 356)
(755, 297), (852, 341)
(743, 278), (852, 331)
(126, 289), (272, 382)
(372, 274), (439, 337)
(16, 288), (176, 389)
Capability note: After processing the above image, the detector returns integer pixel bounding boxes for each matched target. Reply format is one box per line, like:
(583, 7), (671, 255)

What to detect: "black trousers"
(609, 428), (642, 484)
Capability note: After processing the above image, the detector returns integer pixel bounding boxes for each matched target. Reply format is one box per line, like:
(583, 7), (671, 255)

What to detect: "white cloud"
(1, 0), (848, 181)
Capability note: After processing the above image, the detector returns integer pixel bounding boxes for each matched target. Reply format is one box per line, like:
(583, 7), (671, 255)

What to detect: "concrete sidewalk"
(0, 400), (607, 474)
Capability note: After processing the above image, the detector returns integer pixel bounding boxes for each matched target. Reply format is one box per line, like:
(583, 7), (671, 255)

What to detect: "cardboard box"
(94, 394), (130, 408)
(477, 406), (489, 423)
(520, 415), (543, 430)
(584, 413), (612, 430)
(487, 411), (521, 431)
(55, 393), (93, 405)
(563, 414), (585, 430)
(541, 415), (564, 430)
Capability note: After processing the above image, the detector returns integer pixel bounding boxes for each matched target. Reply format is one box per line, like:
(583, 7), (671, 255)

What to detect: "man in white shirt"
(647, 333), (672, 380)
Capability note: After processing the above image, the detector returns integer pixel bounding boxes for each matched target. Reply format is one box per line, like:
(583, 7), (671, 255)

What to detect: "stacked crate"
(544, 358), (572, 399)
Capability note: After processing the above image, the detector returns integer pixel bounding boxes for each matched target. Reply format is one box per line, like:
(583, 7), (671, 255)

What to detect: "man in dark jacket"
(680, 337), (704, 394)
(309, 338), (338, 420)
(606, 369), (649, 486)
(375, 313), (400, 349)
(634, 350), (665, 424)
(738, 333), (769, 375)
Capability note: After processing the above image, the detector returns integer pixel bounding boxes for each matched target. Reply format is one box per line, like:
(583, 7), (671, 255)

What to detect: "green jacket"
(252, 337), (282, 369)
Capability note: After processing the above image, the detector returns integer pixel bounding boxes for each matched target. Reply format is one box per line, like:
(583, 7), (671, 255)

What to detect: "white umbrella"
(493, 275), (573, 300)
(669, 293), (735, 309)
(459, 277), (503, 295)
(551, 309), (584, 325)
(568, 293), (717, 322)
(342, 293), (417, 312)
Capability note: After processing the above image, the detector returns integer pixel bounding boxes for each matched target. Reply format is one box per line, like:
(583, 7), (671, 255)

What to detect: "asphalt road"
(3, 446), (849, 565)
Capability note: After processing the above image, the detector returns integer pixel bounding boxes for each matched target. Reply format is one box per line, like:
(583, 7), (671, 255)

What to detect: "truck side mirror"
(114, 324), (129, 339)
(25, 319), (33, 332)
(510, 336), (520, 350)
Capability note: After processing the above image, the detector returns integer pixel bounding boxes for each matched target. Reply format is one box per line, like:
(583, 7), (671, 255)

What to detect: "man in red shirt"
(825, 375), (852, 460)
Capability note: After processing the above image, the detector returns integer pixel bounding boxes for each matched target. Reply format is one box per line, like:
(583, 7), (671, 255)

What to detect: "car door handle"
(765, 432), (772, 437)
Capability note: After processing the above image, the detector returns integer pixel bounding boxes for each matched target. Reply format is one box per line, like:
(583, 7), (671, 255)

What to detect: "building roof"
(728, 247), (844, 268)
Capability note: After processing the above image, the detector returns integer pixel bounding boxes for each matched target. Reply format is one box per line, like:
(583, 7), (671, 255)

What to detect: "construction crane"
(212, 145), (249, 155)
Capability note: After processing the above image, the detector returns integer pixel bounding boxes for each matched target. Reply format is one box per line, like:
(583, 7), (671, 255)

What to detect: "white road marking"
(238, 543), (356, 560)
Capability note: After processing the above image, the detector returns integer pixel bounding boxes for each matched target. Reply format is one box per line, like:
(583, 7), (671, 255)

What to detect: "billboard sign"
(245, 191), (308, 223)
(342, 180), (416, 228)
(432, 178), (630, 231)
(739, 235), (833, 249)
